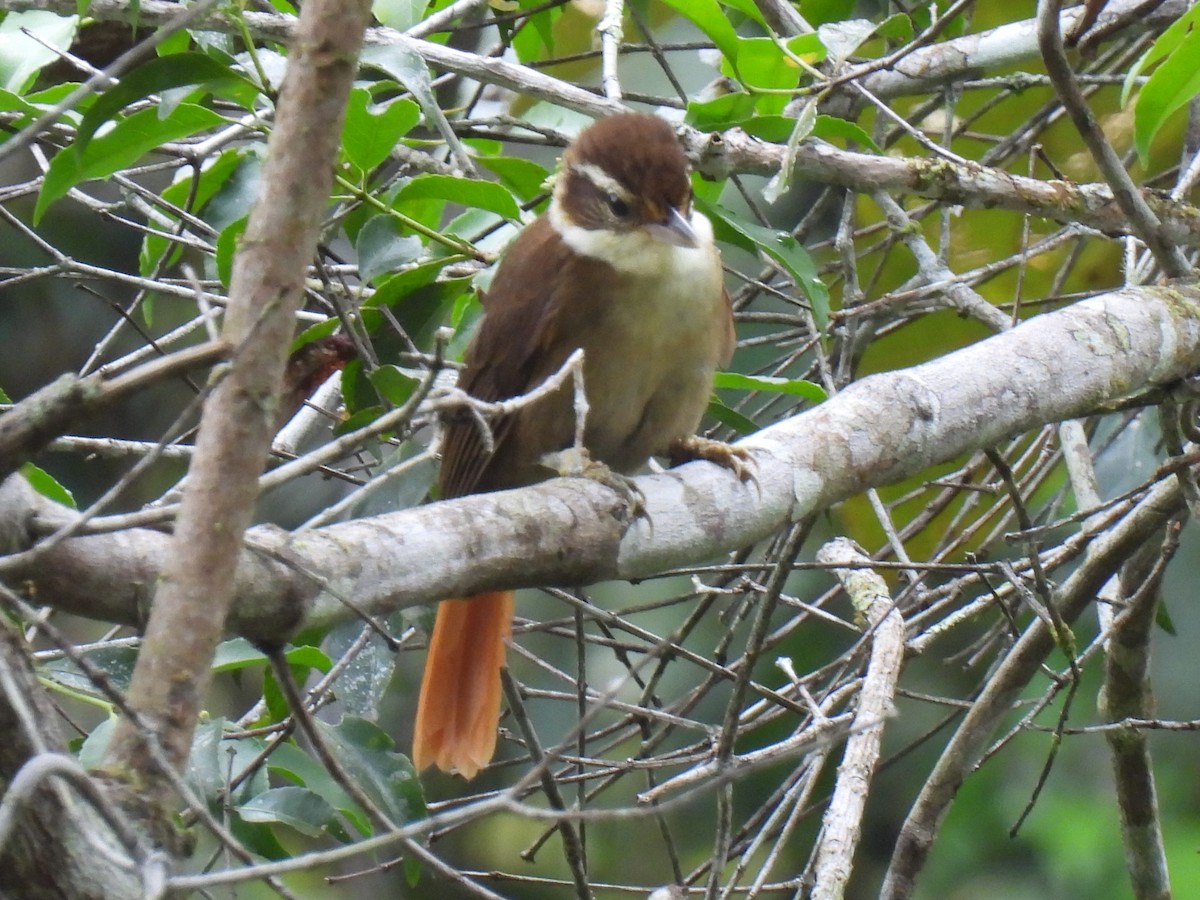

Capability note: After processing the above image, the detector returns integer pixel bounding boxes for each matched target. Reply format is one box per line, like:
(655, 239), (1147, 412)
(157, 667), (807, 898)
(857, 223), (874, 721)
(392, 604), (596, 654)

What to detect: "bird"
(412, 112), (742, 779)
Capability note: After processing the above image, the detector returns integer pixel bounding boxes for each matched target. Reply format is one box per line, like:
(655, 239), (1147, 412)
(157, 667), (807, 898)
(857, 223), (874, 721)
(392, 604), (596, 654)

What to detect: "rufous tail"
(413, 590), (514, 779)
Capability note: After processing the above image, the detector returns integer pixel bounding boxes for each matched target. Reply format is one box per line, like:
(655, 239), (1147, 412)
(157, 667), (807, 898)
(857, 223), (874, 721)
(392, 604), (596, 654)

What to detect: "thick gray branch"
(3, 284), (1200, 640)
(690, 133), (1200, 248)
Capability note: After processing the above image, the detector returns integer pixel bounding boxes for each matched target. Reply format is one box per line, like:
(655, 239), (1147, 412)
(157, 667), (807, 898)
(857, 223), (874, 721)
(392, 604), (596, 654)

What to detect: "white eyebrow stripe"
(570, 162), (631, 200)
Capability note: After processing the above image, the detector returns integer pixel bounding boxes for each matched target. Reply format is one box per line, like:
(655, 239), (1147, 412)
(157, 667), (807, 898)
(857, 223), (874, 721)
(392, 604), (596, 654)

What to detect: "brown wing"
(439, 216), (605, 500)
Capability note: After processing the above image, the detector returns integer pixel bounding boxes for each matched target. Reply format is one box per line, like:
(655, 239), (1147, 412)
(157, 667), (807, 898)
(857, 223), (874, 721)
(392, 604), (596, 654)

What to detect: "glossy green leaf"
(732, 36), (806, 107)
(369, 365), (420, 406)
(713, 371), (827, 401)
(1134, 23), (1200, 164)
(698, 197), (830, 329)
(762, 98), (817, 203)
(77, 52), (253, 152)
(238, 787), (335, 837)
(337, 403), (385, 433)
(657, 0), (740, 67)
(685, 92), (757, 132)
(357, 214), (424, 285)
(364, 257), (455, 306)
(140, 148), (242, 275)
(817, 18), (879, 65)
(395, 174), (522, 222)
(42, 646), (136, 697)
(372, 0), (429, 30)
(738, 115), (795, 143)
(811, 114), (881, 153)
(36, 103), (225, 222)
(720, 0), (766, 26)
(875, 12), (915, 43)
(476, 153), (550, 201)
(312, 717), (426, 831)
(322, 621), (397, 719)
(0, 87), (41, 119)
(359, 42), (443, 149)
(78, 716), (116, 769)
(512, 3), (558, 62)
(1121, 1), (1200, 107)
(211, 638), (332, 673)
(268, 742), (359, 837)
(802, 0), (858, 26)
(0, 11), (78, 94)
(707, 398), (760, 435)
(216, 216), (248, 288)
(21, 463), (75, 508)
(186, 719), (269, 807)
(342, 89), (420, 173)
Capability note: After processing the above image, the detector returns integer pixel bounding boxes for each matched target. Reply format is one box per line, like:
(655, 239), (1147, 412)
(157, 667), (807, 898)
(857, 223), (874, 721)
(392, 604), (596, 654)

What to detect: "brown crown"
(558, 113), (693, 232)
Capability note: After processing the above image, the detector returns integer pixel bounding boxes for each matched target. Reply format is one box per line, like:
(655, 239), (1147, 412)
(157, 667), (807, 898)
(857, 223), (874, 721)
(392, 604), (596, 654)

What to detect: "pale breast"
(573, 214), (729, 471)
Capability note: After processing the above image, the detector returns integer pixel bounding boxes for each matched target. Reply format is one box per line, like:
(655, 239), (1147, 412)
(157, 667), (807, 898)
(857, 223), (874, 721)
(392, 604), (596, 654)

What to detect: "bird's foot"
(540, 447), (646, 519)
(667, 435), (756, 483)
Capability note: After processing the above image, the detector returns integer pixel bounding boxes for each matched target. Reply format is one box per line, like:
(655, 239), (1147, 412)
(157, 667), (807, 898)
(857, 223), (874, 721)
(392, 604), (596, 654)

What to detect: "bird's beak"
(644, 206), (699, 248)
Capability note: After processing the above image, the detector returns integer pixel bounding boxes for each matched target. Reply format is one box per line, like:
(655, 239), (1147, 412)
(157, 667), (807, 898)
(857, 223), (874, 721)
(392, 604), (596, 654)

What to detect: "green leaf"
(369, 365), (420, 407)
(1155, 599), (1176, 635)
(359, 42), (446, 157)
(475, 153), (550, 201)
(817, 18), (879, 66)
(312, 717), (425, 830)
(657, 0), (740, 69)
(212, 638), (267, 671)
(216, 216), (248, 288)
(1121, 1), (1200, 108)
(238, 787), (335, 837)
(372, 0), (429, 31)
(707, 398), (760, 435)
(697, 197), (830, 329)
(357, 215), (424, 285)
(42, 646), (136, 697)
(801, 0), (858, 26)
(730, 36), (808, 113)
(212, 639), (333, 676)
(139, 148), (243, 276)
(395, 174), (521, 222)
(740, 115), (797, 143)
(268, 742), (359, 837)
(511, 3), (558, 62)
(155, 26), (192, 57)
(36, 103), (225, 222)
(322, 621), (397, 719)
(0, 11), (78, 94)
(77, 52), (254, 152)
(342, 89), (420, 173)
(21, 463), (75, 507)
(364, 258), (454, 307)
(186, 720), (269, 807)
(685, 92), (758, 133)
(811, 115), (881, 153)
(714, 371), (827, 401)
(0, 86), (42, 121)
(1134, 24), (1200, 164)
(875, 12), (915, 44)
(78, 716), (116, 769)
(337, 403), (386, 434)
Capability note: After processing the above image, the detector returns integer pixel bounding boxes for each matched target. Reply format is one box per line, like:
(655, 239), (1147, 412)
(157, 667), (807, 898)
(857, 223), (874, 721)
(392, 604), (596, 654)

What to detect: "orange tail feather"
(413, 591), (514, 779)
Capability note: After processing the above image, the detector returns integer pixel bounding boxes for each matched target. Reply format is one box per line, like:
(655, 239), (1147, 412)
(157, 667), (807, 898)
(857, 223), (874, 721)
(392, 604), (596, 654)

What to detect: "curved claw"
(667, 435), (756, 484)
(540, 447), (647, 519)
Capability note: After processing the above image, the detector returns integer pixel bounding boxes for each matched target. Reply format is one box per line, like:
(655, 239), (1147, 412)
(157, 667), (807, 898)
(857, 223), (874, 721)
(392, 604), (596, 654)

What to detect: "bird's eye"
(606, 194), (630, 218)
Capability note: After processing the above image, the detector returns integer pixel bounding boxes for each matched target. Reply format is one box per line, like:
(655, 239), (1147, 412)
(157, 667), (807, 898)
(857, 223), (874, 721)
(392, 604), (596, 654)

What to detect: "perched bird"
(413, 113), (740, 778)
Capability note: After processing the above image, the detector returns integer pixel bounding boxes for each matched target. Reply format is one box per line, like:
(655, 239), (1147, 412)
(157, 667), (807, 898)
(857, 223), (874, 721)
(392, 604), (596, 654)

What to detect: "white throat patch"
(547, 200), (716, 278)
